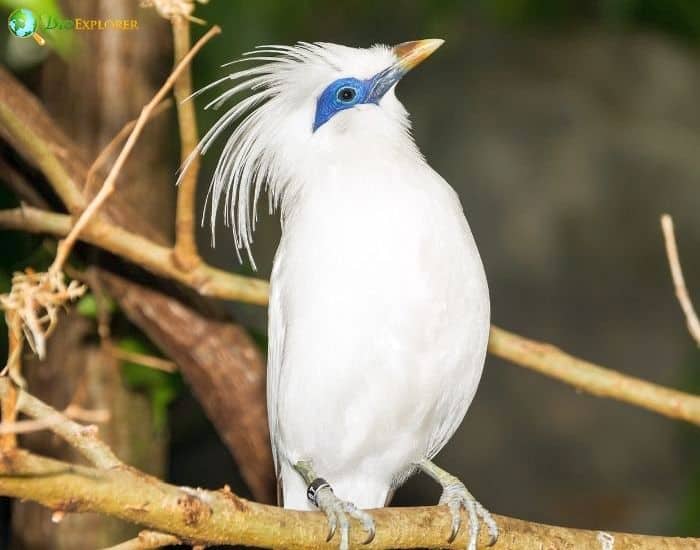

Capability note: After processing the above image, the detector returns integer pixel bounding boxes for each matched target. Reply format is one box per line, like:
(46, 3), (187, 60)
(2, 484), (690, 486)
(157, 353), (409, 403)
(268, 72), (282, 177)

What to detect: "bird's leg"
(418, 459), (498, 550)
(294, 460), (376, 550)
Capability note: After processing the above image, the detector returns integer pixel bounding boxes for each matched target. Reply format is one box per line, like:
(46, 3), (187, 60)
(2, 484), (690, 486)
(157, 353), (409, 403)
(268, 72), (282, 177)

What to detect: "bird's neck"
(278, 138), (430, 237)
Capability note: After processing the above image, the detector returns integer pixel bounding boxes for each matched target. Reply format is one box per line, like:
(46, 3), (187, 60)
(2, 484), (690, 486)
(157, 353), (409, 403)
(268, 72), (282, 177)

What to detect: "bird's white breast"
(269, 143), (489, 495)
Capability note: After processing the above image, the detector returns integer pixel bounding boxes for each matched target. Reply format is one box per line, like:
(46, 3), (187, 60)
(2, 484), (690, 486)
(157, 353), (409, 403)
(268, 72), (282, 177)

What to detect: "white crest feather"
(178, 42), (352, 270)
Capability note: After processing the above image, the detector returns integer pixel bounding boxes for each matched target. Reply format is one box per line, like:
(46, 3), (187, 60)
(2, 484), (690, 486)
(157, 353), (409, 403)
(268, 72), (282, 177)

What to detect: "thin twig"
(661, 214), (700, 346)
(0, 378), (120, 468)
(107, 343), (178, 373)
(172, 15), (202, 271)
(85, 99), (173, 199)
(63, 405), (110, 424)
(0, 405), (109, 435)
(49, 25), (221, 275)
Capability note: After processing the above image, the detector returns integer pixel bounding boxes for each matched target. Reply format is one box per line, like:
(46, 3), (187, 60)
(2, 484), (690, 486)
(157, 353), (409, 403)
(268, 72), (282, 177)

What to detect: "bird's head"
(183, 39), (444, 266)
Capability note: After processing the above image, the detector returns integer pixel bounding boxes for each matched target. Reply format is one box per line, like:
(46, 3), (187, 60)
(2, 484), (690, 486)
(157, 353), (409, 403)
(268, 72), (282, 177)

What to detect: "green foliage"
(117, 336), (183, 432)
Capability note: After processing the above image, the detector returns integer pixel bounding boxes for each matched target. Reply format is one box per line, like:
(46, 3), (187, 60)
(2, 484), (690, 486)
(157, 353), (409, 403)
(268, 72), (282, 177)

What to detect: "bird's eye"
(336, 87), (357, 103)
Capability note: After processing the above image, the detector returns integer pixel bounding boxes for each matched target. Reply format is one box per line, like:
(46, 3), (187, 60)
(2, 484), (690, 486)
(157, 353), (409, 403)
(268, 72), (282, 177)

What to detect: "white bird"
(186, 39), (497, 550)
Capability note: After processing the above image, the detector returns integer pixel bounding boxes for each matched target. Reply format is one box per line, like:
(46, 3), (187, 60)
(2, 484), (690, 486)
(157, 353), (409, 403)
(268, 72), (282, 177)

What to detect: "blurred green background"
(1, 0), (699, 546)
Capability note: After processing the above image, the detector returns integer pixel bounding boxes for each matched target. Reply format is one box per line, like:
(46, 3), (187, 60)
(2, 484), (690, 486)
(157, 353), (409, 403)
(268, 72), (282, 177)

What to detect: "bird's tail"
(279, 462), (391, 510)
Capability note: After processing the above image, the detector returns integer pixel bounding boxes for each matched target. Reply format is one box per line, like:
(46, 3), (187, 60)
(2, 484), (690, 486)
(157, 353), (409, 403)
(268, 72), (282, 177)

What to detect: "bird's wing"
(266, 254), (286, 493)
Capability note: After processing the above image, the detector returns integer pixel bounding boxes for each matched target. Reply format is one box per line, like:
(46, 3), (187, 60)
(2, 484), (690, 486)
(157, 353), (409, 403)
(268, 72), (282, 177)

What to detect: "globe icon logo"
(7, 8), (45, 45)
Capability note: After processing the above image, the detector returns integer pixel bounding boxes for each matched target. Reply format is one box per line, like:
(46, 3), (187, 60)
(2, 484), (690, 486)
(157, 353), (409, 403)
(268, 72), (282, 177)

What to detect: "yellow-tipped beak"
(392, 39), (445, 71)
(366, 38), (445, 102)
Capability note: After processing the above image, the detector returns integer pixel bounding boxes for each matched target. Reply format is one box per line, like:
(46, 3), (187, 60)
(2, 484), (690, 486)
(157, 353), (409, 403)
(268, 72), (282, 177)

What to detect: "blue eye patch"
(313, 77), (373, 132)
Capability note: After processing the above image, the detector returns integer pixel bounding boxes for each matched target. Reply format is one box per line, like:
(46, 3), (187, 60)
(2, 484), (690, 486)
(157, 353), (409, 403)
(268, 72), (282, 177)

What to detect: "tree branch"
(0, 206), (269, 305)
(1, 368), (695, 548)
(488, 326), (700, 426)
(0, 80), (86, 214)
(0, 449), (695, 550)
(171, 15), (203, 271)
(84, 99), (173, 200)
(0, 65), (164, 245)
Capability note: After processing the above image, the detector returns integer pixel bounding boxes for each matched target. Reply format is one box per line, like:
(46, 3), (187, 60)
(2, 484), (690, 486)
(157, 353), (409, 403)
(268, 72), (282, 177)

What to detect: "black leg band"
(306, 477), (332, 505)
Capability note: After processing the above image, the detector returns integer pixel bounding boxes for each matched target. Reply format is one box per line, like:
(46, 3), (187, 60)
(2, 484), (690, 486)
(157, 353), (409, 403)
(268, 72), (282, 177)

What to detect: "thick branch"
(0, 450), (695, 549)
(0, 76), (86, 214)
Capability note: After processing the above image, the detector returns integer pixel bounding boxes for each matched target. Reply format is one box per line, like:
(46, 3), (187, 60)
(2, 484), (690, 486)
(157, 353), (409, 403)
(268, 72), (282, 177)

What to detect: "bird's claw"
(439, 481), (498, 550)
(326, 512), (337, 542)
(315, 486), (376, 549)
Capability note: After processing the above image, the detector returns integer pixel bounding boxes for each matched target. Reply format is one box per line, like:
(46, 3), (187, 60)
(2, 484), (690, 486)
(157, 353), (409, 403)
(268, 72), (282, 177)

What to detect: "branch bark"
(0, 449), (696, 550)
(2, 368), (696, 549)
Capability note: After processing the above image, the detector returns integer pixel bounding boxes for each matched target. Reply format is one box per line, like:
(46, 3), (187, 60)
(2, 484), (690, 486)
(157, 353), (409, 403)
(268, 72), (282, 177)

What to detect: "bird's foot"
(440, 480), (498, 550)
(309, 479), (375, 550)
(419, 460), (498, 550)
